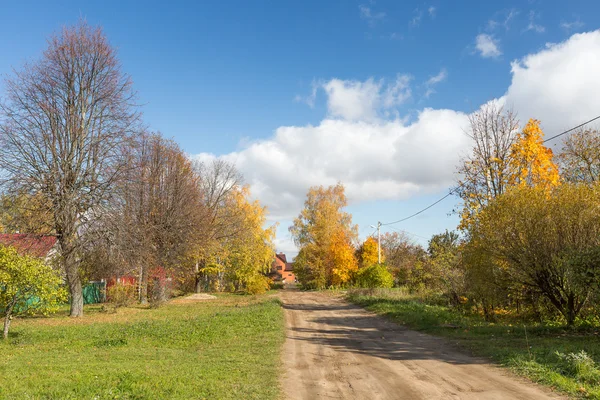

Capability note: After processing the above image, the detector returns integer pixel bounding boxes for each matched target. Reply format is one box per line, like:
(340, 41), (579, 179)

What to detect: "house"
(0, 233), (106, 304)
(0, 233), (57, 262)
(271, 252), (296, 284)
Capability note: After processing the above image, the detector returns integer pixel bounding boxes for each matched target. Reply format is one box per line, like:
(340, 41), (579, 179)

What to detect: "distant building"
(271, 252), (296, 284)
(0, 233), (58, 263)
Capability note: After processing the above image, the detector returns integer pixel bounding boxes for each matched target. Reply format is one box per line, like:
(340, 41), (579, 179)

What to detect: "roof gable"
(276, 253), (287, 263)
(0, 234), (57, 258)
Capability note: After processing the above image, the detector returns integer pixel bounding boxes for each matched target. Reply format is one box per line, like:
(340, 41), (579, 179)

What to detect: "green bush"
(245, 275), (270, 295)
(556, 350), (600, 385)
(354, 264), (394, 289)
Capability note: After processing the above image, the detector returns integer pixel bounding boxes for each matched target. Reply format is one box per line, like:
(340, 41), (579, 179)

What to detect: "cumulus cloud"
(195, 109), (469, 220)
(505, 30), (600, 132)
(196, 30), (600, 241)
(475, 33), (502, 58)
(322, 75), (411, 121)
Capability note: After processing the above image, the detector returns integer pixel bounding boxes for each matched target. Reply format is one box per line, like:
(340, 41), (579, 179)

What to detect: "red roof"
(276, 253), (287, 263)
(284, 263), (294, 272)
(0, 234), (57, 258)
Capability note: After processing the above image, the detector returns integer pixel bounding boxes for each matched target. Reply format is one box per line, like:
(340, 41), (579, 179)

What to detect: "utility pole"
(371, 221), (382, 264)
(377, 221), (381, 264)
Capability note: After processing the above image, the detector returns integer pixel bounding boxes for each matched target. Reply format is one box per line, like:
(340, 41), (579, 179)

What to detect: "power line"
(386, 225), (430, 240)
(542, 115), (600, 143)
(381, 114), (600, 226)
(381, 191), (454, 226)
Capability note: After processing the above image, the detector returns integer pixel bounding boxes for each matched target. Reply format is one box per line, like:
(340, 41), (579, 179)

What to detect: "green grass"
(348, 288), (600, 399)
(0, 294), (285, 399)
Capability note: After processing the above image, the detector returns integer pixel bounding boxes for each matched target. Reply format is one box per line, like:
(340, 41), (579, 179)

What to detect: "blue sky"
(1, 1), (600, 255)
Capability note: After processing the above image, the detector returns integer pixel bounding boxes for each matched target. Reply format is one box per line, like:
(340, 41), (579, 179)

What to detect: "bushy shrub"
(245, 275), (270, 295)
(556, 350), (600, 385)
(354, 264), (394, 289)
(106, 283), (136, 308)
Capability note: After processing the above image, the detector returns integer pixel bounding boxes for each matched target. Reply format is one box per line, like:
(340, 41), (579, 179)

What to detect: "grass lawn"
(0, 294), (285, 399)
(348, 288), (600, 399)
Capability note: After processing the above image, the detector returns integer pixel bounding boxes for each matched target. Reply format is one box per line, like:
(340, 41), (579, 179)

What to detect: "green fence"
(83, 281), (106, 304)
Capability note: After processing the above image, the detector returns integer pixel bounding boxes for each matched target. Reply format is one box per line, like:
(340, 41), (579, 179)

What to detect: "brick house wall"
(271, 253), (296, 284)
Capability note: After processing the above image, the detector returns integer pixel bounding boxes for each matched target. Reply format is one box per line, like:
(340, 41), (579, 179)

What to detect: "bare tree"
(111, 133), (203, 303)
(0, 22), (139, 316)
(455, 103), (519, 227)
(191, 159), (244, 292)
(559, 128), (600, 183)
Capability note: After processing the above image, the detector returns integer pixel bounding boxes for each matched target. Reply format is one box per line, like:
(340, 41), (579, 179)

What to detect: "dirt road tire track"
(280, 290), (561, 400)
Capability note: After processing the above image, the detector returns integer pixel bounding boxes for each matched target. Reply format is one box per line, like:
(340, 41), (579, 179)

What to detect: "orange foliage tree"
(356, 237), (380, 268)
(508, 119), (560, 189)
(290, 183), (358, 289)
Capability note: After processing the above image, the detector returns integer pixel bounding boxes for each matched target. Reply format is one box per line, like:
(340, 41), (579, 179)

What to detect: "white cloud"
(197, 30), (600, 245)
(294, 80), (319, 108)
(525, 11), (545, 33)
(475, 33), (502, 58)
(322, 75), (411, 121)
(428, 6), (436, 18)
(195, 109), (470, 220)
(560, 19), (584, 32)
(359, 5), (385, 25)
(410, 9), (423, 27)
(505, 30), (600, 132)
(487, 8), (519, 31)
(424, 68), (448, 98)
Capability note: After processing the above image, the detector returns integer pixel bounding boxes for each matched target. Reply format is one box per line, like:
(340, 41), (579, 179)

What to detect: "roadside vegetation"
(290, 103), (600, 398)
(0, 20), (277, 328)
(348, 288), (600, 399)
(0, 295), (285, 399)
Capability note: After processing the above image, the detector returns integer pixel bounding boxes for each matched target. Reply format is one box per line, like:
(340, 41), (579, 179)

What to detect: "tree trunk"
(566, 293), (576, 326)
(3, 296), (16, 339)
(3, 314), (11, 340)
(194, 261), (202, 293)
(140, 265), (149, 304)
(66, 259), (83, 317)
(62, 240), (83, 317)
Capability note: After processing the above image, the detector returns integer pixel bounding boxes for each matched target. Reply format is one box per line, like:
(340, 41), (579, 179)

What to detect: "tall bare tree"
(0, 22), (139, 316)
(455, 103), (519, 228)
(190, 159), (243, 292)
(112, 133), (203, 303)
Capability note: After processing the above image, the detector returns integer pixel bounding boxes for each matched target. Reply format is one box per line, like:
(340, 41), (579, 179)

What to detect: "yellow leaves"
(291, 183), (358, 288)
(459, 118), (561, 231)
(357, 237), (380, 268)
(0, 245), (67, 321)
(508, 119), (560, 190)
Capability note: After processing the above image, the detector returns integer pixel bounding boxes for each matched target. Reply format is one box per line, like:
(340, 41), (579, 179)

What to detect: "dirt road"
(280, 290), (561, 400)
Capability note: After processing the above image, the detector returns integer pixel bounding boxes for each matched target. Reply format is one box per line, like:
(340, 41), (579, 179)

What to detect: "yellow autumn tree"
(508, 119), (560, 189)
(356, 237), (380, 268)
(194, 184), (276, 294)
(223, 185), (276, 294)
(290, 183), (358, 289)
(457, 116), (560, 229)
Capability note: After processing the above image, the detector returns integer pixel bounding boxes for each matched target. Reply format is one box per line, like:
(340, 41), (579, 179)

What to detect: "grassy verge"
(0, 294), (285, 399)
(348, 288), (600, 399)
